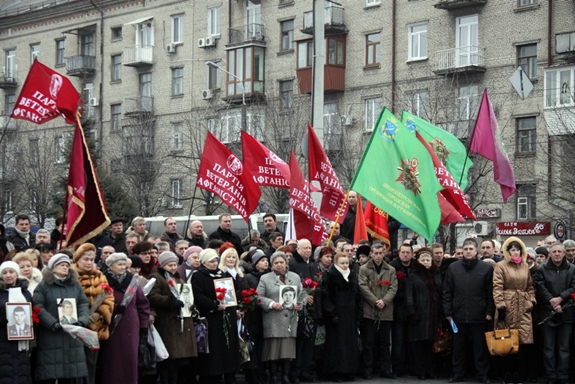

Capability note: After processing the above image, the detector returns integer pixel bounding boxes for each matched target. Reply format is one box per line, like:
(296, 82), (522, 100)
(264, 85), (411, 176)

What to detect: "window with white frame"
(518, 44), (537, 79)
(281, 20), (294, 51)
(324, 103), (339, 135)
(408, 23), (427, 60)
(55, 40), (65, 65)
(111, 54), (122, 81)
(208, 6), (221, 36)
(30, 44), (40, 63)
(222, 111), (241, 143)
(297, 41), (313, 68)
(545, 66), (574, 108)
(208, 117), (222, 138)
(517, 184), (536, 219)
(366, 0), (381, 5)
(517, 116), (536, 152)
(411, 91), (427, 118)
(84, 83), (94, 117)
(5, 50), (16, 80)
(172, 122), (184, 150)
(208, 62), (220, 89)
(364, 97), (381, 132)
(172, 67), (184, 96)
(172, 14), (183, 44)
(111, 104), (122, 131)
(280, 80), (293, 110)
(171, 179), (182, 208)
(519, 0), (537, 6)
(458, 84), (478, 120)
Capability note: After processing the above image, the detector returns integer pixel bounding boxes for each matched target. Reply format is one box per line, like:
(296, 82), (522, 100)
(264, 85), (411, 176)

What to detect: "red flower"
(33, 306), (41, 314)
(377, 281), (384, 287)
(241, 290), (248, 297)
(217, 293), (225, 301)
(167, 279), (176, 287)
(257, 298), (262, 303)
(156, 262), (161, 267)
(32, 306), (41, 324)
(571, 292), (575, 301)
(99, 283), (113, 295)
(243, 297), (251, 304)
(396, 271), (406, 281)
(383, 280), (391, 286)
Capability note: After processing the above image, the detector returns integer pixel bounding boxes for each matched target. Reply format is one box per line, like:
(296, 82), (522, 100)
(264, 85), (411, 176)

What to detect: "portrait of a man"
(178, 283), (194, 317)
(279, 286), (297, 310)
(58, 299), (78, 325)
(6, 303), (33, 340)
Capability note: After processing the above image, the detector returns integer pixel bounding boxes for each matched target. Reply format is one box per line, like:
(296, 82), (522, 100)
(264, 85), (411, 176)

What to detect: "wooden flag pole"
(326, 189), (350, 247)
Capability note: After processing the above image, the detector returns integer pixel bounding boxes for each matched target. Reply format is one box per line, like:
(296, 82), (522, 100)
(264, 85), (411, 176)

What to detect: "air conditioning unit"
(89, 98), (99, 107)
(166, 44), (176, 53)
(198, 38), (206, 48)
(474, 221), (491, 236)
(205, 37), (216, 47)
(202, 89), (214, 100)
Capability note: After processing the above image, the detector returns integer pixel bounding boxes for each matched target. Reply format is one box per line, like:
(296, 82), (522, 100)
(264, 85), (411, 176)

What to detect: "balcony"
(433, 46), (486, 76)
(296, 65), (345, 94)
(123, 45), (153, 67)
(302, 7), (346, 35)
(228, 24), (266, 46)
(0, 71), (17, 89)
(66, 55), (96, 77)
(123, 96), (154, 116)
(0, 116), (17, 131)
(434, 0), (487, 10)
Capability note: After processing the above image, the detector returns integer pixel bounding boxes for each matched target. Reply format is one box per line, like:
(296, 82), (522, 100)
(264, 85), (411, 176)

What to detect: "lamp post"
(206, 61), (246, 134)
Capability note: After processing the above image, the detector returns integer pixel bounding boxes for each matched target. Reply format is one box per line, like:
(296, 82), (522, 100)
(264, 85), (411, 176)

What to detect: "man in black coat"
(208, 214), (243, 255)
(260, 213), (285, 246)
(107, 217), (127, 253)
(7, 214), (36, 251)
(443, 238), (494, 384)
(535, 242), (575, 384)
(340, 191), (357, 242)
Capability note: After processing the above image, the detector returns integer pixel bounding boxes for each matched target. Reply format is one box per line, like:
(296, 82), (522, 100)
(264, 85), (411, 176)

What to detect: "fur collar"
(502, 236), (528, 263)
(42, 267), (79, 285)
(0, 277), (29, 291)
(73, 265), (103, 277)
(411, 259), (438, 275)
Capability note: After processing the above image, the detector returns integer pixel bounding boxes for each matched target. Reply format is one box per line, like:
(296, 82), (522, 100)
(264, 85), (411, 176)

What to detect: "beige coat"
(358, 259), (398, 321)
(493, 236), (536, 344)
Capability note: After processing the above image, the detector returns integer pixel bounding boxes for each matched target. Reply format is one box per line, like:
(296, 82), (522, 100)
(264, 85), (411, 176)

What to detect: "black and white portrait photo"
(279, 286), (297, 310)
(6, 302), (33, 340)
(57, 298), (78, 325)
(178, 283), (194, 317)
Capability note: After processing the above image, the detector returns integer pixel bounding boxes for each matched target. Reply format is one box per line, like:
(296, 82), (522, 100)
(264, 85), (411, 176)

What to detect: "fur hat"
(159, 251), (179, 268)
(48, 253), (71, 270)
(535, 247), (548, 257)
(73, 243), (96, 263)
(199, 248), (219, 265)
(106, 252), (128, 267)
(0, 261), (20, 276)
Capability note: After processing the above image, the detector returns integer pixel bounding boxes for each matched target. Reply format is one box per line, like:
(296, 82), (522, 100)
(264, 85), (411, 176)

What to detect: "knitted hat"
(48, 253), (71, 270)
(535, 247), (548, 257)
(0, 261), (20, 276)
(159, 251), (179, 268)
(251, 250), (267, 267)
(183, 246), (203, 260)
(199, 248), (219, 265)
(128, 255), (143, 268)
(73, 243), (96, 263)
(105, 252), (128, 267)
(270, 251), (288, 265)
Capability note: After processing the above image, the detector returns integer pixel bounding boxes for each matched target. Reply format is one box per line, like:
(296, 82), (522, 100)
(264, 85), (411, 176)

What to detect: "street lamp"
(205, 61), (246, 133)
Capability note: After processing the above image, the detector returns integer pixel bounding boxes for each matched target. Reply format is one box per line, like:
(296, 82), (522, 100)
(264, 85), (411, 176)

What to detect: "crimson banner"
(241, 131), (290, 188)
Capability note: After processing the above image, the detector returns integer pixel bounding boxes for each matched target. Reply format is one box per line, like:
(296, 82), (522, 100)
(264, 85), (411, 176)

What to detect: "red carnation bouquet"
(215, 286), (227, 301)
(238, 288), (260, 311)
(396, 271), (406, 281)
(32, 306), (41, 324)
(89, 283), (114, 315)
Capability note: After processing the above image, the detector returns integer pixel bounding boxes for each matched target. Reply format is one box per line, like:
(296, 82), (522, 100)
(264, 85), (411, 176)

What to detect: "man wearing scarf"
(7, 214), (36, 251)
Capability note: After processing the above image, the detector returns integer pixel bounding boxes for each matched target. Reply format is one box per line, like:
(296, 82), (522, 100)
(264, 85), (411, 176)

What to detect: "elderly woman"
(177, 245), (203, 283)
(257, 252), (303, 384)
(148, 251), (197, 384)
(0, 261), (32, 384)
(192, 248), (240, 384)
(133, 241), (157, 279)
(13, 252), (42, 294)
(33, 253), (90, 384)
(72, 243), (115, 384)
(493, 236), (536, 384)
(100, 253), (150, 384)
(321, 252), (362, 382)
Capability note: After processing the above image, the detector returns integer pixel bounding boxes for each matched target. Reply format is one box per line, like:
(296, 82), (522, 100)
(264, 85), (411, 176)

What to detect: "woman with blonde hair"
(13, 252), (42, 294)
(219, 247), (244, 283)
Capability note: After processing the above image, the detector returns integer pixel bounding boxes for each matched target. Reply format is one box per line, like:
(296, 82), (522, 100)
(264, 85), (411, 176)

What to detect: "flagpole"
(458, 91), (483, 188)
(183, 184), (198, 240)
(326, 189), (350, 247)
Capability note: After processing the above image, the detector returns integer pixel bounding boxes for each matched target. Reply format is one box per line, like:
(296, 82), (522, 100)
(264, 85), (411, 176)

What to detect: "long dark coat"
(405, 261), (442, 341)
(0, 278), (32, 384)
(321, 265), (361, 374)
(148, 268), (197, 360)
(241, 269), (266, 369)
(32, 268), (89, 381)
(191, 266), (240, 377)
(99, 272), (150, 384)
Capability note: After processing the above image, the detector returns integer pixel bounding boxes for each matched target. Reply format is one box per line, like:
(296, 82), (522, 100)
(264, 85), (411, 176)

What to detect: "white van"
(144, 213), (289, 240)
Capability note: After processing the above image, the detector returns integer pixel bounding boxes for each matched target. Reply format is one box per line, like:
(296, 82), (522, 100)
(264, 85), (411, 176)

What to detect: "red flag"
(241, 131), (290, 188)
(353, 194), (368, 244)
(289, 151), (328, 245)
(364, 201), (391, 249)
(438, 193), (465, 224)
(416, 131), (477, 220)
(307, 123), (349, 222)
(196, 132), (261, 222)
(11, 59), (82, 125)
(469, 89), (517, 202)
(66, 122), (110, 248)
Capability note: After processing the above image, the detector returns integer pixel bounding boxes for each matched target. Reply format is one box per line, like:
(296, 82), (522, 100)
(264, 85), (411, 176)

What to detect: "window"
(55, 135), (66, 163)
(81, 34), (95, 56)
(55, 40), (65, 65)
(208, 6), (221, 36)
(246, 0), (262, 39)
(137, 21), (154, 47)
(111, 55), (122, 81)
(111, 26), (122, 39)
(545, 66), (574, 107)
(366, 32), (381, 66)
(324, 103), (339, 135)
(3, 190), (13, 212)
(408, 23), (427, 60)
(456, 14), (478, 67)
(4, 94), (15, 115)
(519, 0), (537, 5)
(208, 62), (220, 89)
(30, 44), (40, 63)
(84, 83), (94, 116)
(29, 189), (38, 211)
(517, 117), (536, 152)
(171, 179), (182, 208)
(226, 47), (265, 97)
(172, 14), (183, 44)
(518, 44), (537, 79)
(458, 84), (478, 120)
(327, 37), (345, 66)
(366, 0), (381, 5)
(364, 97), (381, 131)
(172, 67), (184, 96)
(280, 80), (293, 110)
(208, 118), (222, 138)
(411, 91), (427, 118)
(111, 104), (122, 131)
(172, 122), (184, 150)
(517, 184), (536, 219)
(29, 139), (39, 166)
(297, 41), (313, 68)
(556, 32), (575, 54)
(5, 50), (16, 79)
(281, 20), (294, 51)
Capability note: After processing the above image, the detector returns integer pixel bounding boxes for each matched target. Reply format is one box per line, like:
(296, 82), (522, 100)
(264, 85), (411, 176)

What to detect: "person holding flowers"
(72, 243), (115, 384)
(320, 252), (362, 382)
(191, 248), (240, 384)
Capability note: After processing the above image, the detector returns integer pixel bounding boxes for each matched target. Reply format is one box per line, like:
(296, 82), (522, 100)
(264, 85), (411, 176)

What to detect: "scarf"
(511, 256), (522, 265)
(274, 270), (287, 284)
(14, 228), (30, 246)
(227, 268), (237, 279)
(8, 286), (29, 351)
(110, 271), (127, 284)
(334, 264), (350, 282)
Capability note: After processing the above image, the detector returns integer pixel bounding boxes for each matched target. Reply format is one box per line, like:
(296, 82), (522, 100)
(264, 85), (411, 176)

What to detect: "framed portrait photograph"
(57, 298), (78, 325)
(213, 277), (237, 307)
(6, 302), (34, 340)
(178, 283), (194, 317)
(279, 285), (297, 310)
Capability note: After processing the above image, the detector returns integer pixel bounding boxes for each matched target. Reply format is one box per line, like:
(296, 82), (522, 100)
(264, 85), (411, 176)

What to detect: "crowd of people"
(0, 211), (574, 384)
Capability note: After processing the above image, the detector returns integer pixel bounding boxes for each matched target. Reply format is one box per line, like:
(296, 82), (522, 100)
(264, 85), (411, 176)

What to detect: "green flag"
(350, 107), (442, 243)
(401, 111), (473, 190)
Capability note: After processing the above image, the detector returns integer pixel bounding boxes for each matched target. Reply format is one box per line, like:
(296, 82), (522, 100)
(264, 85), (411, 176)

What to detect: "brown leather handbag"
(485, 321), (519, 356)
(432, 323), (452, 354)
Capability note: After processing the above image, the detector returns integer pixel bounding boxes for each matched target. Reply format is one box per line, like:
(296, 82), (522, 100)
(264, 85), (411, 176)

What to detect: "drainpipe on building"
(391, 0), (396, 113)
(90, 0), (104, 151)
